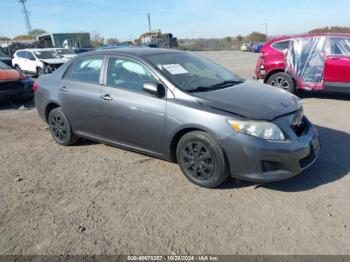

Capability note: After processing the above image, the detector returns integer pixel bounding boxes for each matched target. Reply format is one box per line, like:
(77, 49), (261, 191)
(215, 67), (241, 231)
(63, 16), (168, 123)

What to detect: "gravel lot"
(0, 51), (349, 255)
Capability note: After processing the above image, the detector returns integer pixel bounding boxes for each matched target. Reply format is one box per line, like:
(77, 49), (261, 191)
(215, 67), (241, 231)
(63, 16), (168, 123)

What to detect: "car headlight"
(228, 120), (285, 141)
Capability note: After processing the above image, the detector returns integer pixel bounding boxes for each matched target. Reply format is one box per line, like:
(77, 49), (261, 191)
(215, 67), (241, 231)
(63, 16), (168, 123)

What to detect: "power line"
(18, 0), (32, 34)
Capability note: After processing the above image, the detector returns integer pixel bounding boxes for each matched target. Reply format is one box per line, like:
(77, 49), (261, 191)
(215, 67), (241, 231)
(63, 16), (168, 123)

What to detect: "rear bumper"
(219, 119), (320, 182)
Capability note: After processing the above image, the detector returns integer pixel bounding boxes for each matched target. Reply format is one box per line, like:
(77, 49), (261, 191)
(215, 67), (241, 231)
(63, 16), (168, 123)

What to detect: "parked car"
(255, 33), (350, 93)
(251, 42), (265, 53)
(0, 50), (12, 67)
(240, 43), (249, 52)
(54, 48), (77, 59)
(12, 49), (69, 77)
(0, 61), (34, 101)
(35, 48), (319, 188)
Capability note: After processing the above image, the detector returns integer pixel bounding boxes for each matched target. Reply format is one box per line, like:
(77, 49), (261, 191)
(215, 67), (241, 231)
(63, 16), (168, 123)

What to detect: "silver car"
(34, 48), (320, 188)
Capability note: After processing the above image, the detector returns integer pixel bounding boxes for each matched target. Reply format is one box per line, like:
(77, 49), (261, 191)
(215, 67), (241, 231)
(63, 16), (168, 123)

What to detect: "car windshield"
(56, 49), (75, 55)
(145, 52), (243, 92)
(0, 61), (11, 70)
(34, 51), (61, 59)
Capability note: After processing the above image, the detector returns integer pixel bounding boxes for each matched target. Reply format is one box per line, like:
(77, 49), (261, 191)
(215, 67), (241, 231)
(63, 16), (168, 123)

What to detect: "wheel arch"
(45, 101), (61, 122)
(264, 69), (285, 83)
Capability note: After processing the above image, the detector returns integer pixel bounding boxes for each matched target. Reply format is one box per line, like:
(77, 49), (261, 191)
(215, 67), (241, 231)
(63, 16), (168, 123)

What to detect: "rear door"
(26, 51), (37, 73)
(59, 55), (105, 136)
(324, 36), (350, 91)
(99, 56), (166, 154)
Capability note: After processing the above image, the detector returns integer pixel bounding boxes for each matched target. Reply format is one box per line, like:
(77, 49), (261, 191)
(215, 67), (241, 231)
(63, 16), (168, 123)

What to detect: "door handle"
(101, 94), (113, 101)
(59, 86), (68, 92)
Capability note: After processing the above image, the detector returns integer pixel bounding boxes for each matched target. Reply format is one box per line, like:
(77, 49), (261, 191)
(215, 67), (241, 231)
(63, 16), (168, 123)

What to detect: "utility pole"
(147, 13), (152, 44)
(18, 0), (32, 34)
(265, 22), (268, 41)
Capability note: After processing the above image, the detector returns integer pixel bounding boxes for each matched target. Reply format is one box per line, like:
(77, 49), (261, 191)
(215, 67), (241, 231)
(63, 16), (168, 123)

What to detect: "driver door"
(99, 56), (167, 155)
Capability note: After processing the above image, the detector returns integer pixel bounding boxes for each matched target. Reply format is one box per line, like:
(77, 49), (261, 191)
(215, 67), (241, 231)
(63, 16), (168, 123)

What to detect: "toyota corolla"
(34, 48), (320, 188)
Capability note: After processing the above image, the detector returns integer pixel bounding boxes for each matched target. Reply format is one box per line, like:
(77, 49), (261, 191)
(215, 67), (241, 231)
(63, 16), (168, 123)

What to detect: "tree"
(29, 29), (47, 38)
(309, 26), (350, 34)
(0, 36), (10, 41)
(13, 34), (34, 41)
(90, 31), (104, 48)
(105, 38), (120, 45)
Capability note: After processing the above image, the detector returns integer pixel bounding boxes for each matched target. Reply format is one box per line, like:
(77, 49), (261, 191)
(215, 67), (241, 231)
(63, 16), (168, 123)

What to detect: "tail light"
(33, 82), (38, 92)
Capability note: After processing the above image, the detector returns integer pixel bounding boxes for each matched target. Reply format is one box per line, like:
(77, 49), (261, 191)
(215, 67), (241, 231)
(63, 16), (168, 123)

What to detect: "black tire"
(48, 107), (78, 146)
(14, 65), (21, 72)
(36, 67), (44, 77)
(176, 131), (229, 188)
(267, 72), (296, 94)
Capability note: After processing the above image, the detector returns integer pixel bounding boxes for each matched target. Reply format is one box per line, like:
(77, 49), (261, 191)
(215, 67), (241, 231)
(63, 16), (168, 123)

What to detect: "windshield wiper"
(187, 80), (243, 93)
(211, 80), (243, 88)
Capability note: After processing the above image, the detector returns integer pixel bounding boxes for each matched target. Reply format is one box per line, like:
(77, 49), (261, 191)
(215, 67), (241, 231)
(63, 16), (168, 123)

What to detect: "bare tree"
(90, 31), (104, 48)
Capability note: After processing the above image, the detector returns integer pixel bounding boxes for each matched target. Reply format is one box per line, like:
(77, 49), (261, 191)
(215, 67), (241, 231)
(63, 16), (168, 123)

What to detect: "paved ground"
(0, 51), (349, 255)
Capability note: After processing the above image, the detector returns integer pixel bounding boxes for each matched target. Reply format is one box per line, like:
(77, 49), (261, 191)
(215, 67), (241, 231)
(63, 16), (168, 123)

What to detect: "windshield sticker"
(162, 64), (189, 75)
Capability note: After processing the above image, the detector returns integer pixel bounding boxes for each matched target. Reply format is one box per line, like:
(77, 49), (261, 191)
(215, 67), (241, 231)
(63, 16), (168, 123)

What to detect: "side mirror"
(30, 57), (36, 61)
(143, 82), (165, 98)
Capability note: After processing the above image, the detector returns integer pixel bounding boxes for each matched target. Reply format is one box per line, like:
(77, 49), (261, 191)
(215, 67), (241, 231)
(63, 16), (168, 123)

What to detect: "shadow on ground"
(0, 99), (35, 110)
(298, 91), (350, 101)
(221, 125), (350, 192)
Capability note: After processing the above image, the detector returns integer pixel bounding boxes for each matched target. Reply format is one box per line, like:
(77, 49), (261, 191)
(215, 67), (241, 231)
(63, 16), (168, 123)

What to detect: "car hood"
(191, 80), (302, 120)
(40, 58), (68, 64)
(0, 69), (21, 81)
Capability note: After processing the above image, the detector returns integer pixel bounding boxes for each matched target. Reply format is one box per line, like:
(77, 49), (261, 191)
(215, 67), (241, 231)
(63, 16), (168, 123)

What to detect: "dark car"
(0, 50), (12, 68)
(0, 61), (34, 101)
(34, 48), (320, 188)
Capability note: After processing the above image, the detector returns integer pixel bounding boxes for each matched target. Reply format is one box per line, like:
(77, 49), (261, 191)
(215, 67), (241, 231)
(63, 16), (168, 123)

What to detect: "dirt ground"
(0, 51), (349, 255)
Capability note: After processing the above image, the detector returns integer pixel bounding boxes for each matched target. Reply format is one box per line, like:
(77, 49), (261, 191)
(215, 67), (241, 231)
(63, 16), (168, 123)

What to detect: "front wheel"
(48, 107), (78, 146)
(267, 72), (296, 94)
(176, 131), (229, 188)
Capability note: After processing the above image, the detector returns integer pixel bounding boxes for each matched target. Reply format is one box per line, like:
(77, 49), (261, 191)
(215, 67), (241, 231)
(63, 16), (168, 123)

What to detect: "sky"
(1, 0), (350, 41)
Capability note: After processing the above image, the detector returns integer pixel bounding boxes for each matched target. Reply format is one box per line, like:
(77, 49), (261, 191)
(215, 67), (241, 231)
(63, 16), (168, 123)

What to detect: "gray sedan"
(34, 48), (320, 188)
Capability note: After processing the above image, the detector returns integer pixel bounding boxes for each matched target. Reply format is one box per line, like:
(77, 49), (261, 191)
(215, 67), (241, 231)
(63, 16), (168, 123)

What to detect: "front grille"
(50, 63), (63, 71)
(0, 80), (24, 95)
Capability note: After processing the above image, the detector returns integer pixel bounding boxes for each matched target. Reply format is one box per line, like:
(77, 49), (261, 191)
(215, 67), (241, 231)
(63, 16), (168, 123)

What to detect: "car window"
(69, 56), (103, 84)
(330, 38), (350, 56)
(17, 51), (26, 58)
(272, 40), (290, 51)
(106, 57), (157, 93)
(27, 52), (35, 60)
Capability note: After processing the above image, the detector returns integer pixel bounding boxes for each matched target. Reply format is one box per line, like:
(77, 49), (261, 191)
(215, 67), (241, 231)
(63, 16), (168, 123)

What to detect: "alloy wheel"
(50, 114), (67, 142)
(270, 76), (290, 90)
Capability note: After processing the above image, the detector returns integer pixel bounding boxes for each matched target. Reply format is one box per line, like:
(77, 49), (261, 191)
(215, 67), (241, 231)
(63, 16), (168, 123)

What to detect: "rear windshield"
(272, 40), (290, 51)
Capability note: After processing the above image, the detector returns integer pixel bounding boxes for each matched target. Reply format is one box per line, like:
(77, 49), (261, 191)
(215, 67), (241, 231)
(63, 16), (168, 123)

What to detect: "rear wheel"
(267, 72), (296, 94)
(176, 131), (229, 188)
(48, 107), (78, 146)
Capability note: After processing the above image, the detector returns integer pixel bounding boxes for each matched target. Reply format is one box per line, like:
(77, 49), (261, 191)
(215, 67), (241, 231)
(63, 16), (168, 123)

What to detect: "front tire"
(267, 72), (296, 94)
(48, 107), (78, 146)
(14, 65), (21, 72)
(176, 131), (229, 188)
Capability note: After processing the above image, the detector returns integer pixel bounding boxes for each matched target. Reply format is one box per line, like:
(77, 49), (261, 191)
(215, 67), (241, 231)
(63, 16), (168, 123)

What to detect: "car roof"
(79, 47), (184, 58)
(267, 32), (350, 44)
(16, 48), (57, 52)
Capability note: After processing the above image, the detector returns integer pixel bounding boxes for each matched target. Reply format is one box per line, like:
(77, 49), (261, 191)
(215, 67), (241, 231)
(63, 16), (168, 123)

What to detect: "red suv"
(255, 33), (350, 93)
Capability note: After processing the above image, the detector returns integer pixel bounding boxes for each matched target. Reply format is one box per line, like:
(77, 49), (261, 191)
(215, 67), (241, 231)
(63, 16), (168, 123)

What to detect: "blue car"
(251, 42), (265, 53)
